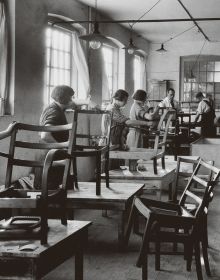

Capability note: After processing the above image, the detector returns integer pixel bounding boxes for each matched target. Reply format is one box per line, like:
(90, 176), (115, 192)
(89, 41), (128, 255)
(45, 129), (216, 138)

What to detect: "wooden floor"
(42, 186), (220, 280)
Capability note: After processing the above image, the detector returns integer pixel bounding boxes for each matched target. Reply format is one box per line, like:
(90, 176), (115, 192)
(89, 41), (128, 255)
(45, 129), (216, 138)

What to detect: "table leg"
(118, 211), (126, 251)
(75, 249), (83, 280)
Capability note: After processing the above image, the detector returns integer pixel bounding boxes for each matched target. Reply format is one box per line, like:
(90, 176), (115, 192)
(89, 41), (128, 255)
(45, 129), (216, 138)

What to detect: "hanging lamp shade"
(79, 22), (118, 49)
(156, 43), (167, 53)
(123, 38), (138, 55)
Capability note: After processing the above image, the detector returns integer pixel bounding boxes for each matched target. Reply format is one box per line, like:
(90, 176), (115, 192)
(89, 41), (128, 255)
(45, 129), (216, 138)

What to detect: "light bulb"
(128, 47), (134, 55)
(89, 40), (101, 49)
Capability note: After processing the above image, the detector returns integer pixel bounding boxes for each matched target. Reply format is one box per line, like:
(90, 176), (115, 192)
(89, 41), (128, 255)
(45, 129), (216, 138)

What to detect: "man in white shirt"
(159, 88), (181, 112)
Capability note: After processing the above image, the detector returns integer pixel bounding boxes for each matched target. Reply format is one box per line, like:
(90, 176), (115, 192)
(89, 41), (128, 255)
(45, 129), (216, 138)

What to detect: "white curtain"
(0, 1), (8, 115)
(72, 33), (90, 99)
(140, 56), (147, 90)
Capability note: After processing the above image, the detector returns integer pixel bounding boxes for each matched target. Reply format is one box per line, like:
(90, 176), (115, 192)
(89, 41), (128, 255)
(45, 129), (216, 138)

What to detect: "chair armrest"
(139, 197), (180, 212)
(0, 122), (17, 140)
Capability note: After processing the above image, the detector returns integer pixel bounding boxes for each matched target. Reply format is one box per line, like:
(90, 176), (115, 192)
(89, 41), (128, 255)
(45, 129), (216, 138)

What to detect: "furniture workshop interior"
(2, 0), (220, 278)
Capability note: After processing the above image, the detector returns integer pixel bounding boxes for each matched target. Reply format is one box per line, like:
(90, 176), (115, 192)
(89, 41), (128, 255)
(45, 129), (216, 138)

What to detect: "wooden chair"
(67, 109), (112, 195)
(109, 109), (176, 174)
(0, 121), (72, 244)
(125, 159), (220, 280)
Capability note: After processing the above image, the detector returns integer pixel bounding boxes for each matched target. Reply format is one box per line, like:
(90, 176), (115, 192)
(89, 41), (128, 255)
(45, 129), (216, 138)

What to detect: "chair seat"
(109, 149), (159, 160)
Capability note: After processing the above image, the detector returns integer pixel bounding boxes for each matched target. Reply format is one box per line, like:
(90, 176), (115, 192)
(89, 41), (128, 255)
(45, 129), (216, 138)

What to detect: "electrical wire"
(163, 24), (196, 44)
(191, 39), (207, 71)
(129, 0), (163, 29)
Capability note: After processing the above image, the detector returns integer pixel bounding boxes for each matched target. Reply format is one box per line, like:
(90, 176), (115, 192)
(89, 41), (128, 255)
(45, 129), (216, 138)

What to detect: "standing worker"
(194, 91), (216, 137)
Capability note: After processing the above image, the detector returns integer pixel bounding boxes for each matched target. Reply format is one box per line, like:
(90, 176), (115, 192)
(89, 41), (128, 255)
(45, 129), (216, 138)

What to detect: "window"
(102, 45), (114, 98)
(134, 55), (142, 91)
(102, 45), (125, 102)
(180, 55), (220, 110)
(46, 25), (75, 103)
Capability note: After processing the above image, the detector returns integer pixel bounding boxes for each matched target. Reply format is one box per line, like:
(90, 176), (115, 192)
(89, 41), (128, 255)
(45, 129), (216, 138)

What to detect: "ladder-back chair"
(109, 109), (176, 174)
(125, 159), (220, 280)
(67, 109), (112, 195)
(0, 121), (72, 244)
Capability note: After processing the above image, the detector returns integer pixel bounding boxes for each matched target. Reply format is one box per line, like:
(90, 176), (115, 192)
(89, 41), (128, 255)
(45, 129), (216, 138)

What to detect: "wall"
(0, 0), (149, 183)
(147, 39), (220, 101)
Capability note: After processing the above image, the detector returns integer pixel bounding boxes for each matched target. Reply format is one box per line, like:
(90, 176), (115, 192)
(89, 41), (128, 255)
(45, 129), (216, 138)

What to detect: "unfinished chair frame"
(109, 109), (176, 174)
(125, 159), (220, 280)
(0, 121), (72, 244)
(67, 109), (112, 195)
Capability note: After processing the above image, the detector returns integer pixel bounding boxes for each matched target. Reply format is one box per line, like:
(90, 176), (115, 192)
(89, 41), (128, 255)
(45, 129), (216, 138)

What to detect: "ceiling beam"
(52, 17), (220, 25)
(176, 0), (210, 41)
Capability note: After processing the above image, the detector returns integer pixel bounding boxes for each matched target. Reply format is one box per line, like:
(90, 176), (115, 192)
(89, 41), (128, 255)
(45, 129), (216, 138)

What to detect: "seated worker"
(40, 85), (96, 142)
(193, 91), (216, 138)
(159, 88), (181, 112)
(36, 85), (97, 189)
(126, 89), (160, 149)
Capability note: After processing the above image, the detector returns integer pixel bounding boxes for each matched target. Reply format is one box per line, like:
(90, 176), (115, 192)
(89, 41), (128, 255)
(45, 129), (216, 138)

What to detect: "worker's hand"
(88, 100), (101, 110)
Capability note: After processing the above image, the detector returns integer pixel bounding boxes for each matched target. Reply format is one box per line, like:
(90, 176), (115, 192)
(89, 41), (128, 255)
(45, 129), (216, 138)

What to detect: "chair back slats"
(154, 109), (176, 153)
(185, 190), (202, 204)
(179, 159), (220, 217)
(0, 121), (72, 189)
(16, 122), (72, 132)
(15, 141), (68, 150)
(9, 158), (44, 168)
(68, 109), (112, 154)
(192, 175), (209, 187)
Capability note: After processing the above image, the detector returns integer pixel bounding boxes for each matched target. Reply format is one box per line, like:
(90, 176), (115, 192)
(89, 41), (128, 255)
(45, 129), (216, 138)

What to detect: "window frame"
(102, 44), (124, 103)
(180, 55), (220, 111)
(45, 18), (85, 105)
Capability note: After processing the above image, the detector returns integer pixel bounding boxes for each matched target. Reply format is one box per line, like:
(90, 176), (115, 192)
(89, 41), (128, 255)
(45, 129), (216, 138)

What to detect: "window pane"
(215, 62), (220, 71)
(199, 61), (207, 72)
(207, 72), (214, 82)
(214, 72), (220, 82)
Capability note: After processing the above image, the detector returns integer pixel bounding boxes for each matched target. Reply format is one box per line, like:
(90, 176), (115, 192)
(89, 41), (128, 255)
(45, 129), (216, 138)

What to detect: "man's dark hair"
(167, 88), (175, 94)
(196, 92), (203, 99)
(51, 85), (75, 105)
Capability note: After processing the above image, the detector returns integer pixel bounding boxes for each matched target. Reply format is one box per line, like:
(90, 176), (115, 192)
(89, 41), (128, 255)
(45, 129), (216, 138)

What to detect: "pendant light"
(79, 0), (117, 49)
(156, 43), (167, 53)
(123, 27), (138, 55)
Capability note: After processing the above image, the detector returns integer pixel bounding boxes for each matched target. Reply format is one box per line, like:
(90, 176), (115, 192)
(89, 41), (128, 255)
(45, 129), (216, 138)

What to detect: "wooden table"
(66, 182), (144, 249)
(0, 220), (91, 280)
(107, 165), (176, 200)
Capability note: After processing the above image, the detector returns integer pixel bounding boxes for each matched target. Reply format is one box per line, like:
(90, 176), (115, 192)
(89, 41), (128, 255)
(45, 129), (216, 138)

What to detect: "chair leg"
(155, 240), (160, 271)
(186, 242), (193, 272)
(153, 158), (158, 175)
(194, 241), (203, 280)
(72, 158), (78, 189)
(124, 202), (136, 247)
(201, 239), (211, 276)
(96, 154), (101, 195)
(105, 152), (110, 189)
(142, 259), (148, 280)
(161, 156), (165, 170)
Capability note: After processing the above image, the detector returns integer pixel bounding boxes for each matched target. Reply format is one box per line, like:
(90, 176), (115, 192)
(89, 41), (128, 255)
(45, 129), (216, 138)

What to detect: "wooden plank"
(0, 198), (38, 208)
(110, 150), (156, 160)
(107, 167), (175, 180)
(67, 182), (144, 202)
